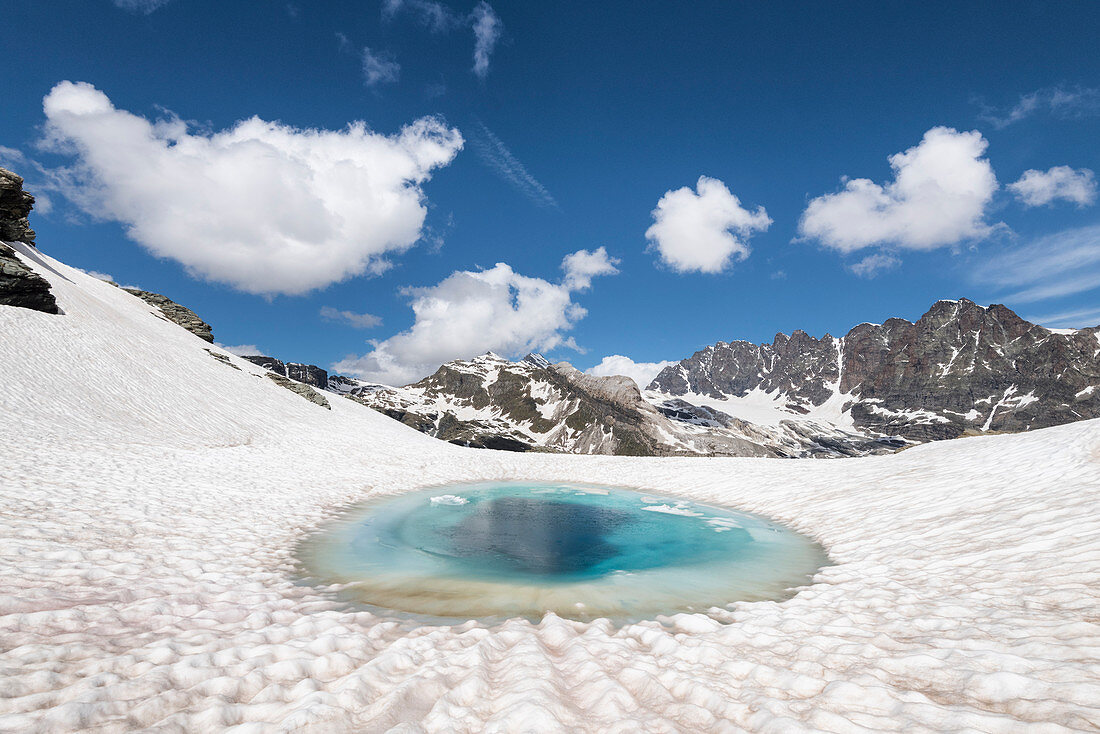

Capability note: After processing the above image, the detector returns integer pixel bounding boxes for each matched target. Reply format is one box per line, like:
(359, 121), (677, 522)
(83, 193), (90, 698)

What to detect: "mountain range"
(3, 165), (1099, 458)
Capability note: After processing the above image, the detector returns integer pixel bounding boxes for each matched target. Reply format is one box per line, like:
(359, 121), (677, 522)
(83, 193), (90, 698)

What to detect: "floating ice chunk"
(706, 517), (742, 532)
(641, 503), (703, 517)
(429, 494), (468, 506)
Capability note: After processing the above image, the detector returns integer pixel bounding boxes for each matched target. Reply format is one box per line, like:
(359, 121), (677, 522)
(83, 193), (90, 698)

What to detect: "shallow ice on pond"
(299, 482), (829, 622)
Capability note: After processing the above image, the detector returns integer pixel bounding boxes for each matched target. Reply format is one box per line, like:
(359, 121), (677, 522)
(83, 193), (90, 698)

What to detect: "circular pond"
(298, 482), (828, 622)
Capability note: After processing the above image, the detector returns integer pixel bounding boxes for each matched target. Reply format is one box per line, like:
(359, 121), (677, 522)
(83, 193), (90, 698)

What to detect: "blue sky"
(3, 0), (1099, 385)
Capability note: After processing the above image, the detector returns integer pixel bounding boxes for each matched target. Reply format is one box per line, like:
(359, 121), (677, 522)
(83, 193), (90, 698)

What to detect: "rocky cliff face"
(651, 330), (840, 411)
(242, 355), (328, 390)
(0, 243), (60, 314)
(650, 299), (1100, 442)
(0, 167), (36, 245)
(0, 170), (58, 314)
(123, 288), (215, 343)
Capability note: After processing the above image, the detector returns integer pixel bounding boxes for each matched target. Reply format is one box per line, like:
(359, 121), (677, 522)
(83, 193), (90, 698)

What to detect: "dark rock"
(123, 288), (214, 342)
(266, 372), (331, 409)
(204, 349), (242, 370)
(0, 243), (60, 314)
(242, 355), (328, 390)
(0, 167), (35, 245)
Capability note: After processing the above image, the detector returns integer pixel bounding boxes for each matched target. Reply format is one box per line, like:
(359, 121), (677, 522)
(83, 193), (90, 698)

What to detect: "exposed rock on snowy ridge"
(265, 372), (331, 410)
(242, 355), (329, 390)
(122, 288), (215, 343)
(0, 242), (60, 314)
(0, 169), (58, 314)
(338, 353), (894, 457)
(0, 167), (35, 245)
(651, 298), (1100, 442)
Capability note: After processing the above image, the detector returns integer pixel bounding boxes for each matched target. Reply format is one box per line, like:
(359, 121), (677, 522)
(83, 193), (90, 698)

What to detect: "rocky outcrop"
(266, 372), (330, 409)
(0, 170), (57, 314)
(242, 355), (328, 390)
(0, 243), (60, 314)
(649, 298), (1100, 443)
(123, 288), (214, 342)
(0, 167), (35, 245)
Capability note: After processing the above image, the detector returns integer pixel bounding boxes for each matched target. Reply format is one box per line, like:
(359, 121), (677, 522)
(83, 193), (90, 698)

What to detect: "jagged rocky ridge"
(339, 300), (1100, 457)
(336, 353), (901, 457)
(650, 298), (1100, 442)
(0, 167), (58, 314)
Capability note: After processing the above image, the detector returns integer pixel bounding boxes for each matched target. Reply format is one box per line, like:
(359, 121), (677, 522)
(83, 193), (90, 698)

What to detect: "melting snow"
(2, 244), (1100, 732)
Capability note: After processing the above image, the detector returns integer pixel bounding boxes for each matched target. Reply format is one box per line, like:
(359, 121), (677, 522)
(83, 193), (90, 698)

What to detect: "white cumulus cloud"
(41, 81), (462, 296)
(585, 355), (675, 390)
(334, 249), (618, 385)
(645, 176), (771, 274)
(799, 127), (998, 254)
(561, 246), (619, 290)
(1008, 166), (1097, 208)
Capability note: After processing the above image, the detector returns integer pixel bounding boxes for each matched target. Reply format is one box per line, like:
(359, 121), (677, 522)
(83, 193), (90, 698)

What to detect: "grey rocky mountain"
(340, 299), (1100, 457)
(123, 288), (215, 343)
(336, 353), (888, 457)
(650, 298), (1100, 442)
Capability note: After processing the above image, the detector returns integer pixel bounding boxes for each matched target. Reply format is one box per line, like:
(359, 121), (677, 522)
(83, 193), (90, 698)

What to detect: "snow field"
(2, 244), (1100, 732)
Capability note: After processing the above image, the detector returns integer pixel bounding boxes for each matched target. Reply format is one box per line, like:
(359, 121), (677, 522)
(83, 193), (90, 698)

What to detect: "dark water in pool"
(300, 482), (829, 622)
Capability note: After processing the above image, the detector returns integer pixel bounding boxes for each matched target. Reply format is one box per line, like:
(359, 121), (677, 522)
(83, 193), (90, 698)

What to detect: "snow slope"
(2, 242), (1100, 732)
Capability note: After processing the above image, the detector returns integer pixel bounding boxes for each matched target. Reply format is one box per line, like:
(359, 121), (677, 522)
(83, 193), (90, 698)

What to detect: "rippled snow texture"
(2, 244), (1100, 732)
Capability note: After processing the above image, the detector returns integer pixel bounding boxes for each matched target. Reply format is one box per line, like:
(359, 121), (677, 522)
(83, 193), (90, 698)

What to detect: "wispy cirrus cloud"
(360, 47), (401, 87)
(978, 85), (1100, 129)
(974, 223), (1100, 305)
(382, 0), (503, 78)
(470, 2), (502, 79)
(1023, 305), (1100, 330)
(320, 306), (383, 329)
(112, 0), (174, 14)
(470, 120), (558, 209)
